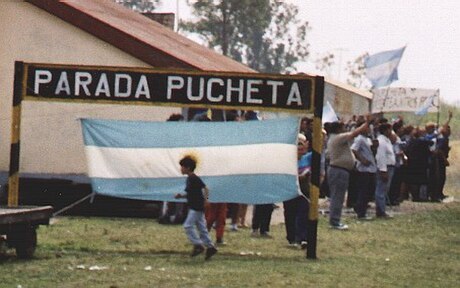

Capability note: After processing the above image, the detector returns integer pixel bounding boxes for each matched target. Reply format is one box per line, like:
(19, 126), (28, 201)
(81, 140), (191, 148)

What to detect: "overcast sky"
(157, 0), (460, 105)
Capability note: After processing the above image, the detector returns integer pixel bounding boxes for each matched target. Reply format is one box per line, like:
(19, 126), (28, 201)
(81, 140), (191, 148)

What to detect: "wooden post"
(8, 61), (24, 207)
(306, 76), (325, 259)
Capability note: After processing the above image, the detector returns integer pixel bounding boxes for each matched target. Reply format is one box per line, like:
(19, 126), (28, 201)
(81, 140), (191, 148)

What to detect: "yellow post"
(308, 116), (323, 221)
(305, 76), (324, 259)
(8, 61), (24, 207)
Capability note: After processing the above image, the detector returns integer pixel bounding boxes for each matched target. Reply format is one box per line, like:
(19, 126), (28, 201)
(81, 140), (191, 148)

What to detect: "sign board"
(23, 62), (316, 113)
(10, 61), (324, 259)
(371, 87), (439, 113)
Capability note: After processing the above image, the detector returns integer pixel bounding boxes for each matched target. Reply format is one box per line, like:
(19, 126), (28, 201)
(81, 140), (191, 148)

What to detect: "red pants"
(205, 203), (227, 241)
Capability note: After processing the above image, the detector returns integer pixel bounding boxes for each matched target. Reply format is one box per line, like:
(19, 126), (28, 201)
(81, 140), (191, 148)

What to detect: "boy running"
(175, 156), (218, 260)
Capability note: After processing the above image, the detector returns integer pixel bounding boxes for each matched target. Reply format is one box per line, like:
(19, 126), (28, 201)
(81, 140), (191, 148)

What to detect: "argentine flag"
(81, 117), (301, 204)
(365, 46), (406, 88)
(415, 90), (439, 115)
(322, 101), (339, 124)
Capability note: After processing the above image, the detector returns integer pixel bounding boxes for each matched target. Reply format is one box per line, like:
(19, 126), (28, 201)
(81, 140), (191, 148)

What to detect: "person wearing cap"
(326, 118), (370, 230)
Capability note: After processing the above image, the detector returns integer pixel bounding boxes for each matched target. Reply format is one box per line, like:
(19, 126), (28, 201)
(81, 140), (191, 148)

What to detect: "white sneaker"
(330, 223), (349, 230)
(287, 242), (298, 248)
(300, 241), (308, 250)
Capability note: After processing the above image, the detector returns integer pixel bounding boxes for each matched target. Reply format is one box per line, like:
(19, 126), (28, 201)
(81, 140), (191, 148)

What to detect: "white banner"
(371, 87), (439, 113)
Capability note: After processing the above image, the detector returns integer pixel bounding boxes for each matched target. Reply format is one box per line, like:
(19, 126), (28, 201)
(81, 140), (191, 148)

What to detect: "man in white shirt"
(375, 123), (396, 218)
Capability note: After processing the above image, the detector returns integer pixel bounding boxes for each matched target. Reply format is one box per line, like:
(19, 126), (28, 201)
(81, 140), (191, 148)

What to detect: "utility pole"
(175, 0), (180, 32)
(333, 47), (348, 81)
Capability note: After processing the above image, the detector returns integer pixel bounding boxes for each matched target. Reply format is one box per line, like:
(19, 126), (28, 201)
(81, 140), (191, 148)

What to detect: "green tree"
(181, 0), (310, 73)
(115, 0), (161, 12)
(345, 52), (371, 89)
(314, 51), (335, 77)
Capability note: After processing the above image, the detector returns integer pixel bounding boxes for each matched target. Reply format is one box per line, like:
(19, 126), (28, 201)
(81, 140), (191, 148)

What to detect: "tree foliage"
(114, 0), (161, 12)
(314, 51), (372, 89)
(345, 52), (371, 89)
(314, 51), (335, 77)
(181, 0), (310, 73)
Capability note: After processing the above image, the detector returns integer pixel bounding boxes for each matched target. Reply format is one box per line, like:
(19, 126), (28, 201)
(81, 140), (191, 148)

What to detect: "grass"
(0, 207), (459, 288)
(0, 141), (459, 288)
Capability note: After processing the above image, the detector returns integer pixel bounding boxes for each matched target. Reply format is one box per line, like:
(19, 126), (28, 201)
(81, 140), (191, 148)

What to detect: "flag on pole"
(322, 101), (339, 124)
(415, 89), (439, 115)
(80, 117), (300, 204)
(365, 46), (406, 88)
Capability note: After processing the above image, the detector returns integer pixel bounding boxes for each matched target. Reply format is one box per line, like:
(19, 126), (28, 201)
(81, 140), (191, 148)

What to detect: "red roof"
(26, 0), (255, 73)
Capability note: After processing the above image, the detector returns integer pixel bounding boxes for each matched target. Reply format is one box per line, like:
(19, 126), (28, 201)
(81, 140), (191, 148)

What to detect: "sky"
(156, 0), (460, 105)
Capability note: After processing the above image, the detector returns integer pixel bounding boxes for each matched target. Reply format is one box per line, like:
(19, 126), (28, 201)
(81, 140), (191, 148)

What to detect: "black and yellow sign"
(23, 62), (316, 113)
(11, 61), (324, 259)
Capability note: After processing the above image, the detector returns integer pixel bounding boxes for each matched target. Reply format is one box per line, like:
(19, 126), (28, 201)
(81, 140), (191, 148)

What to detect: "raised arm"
(346, 115), (370, 141)
(443, 110), (453, 127)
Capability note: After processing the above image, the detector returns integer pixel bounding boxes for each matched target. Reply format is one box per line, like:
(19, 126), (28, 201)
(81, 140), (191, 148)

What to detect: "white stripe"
(366, 58), (400, 80)
(85, 144), (297, 178)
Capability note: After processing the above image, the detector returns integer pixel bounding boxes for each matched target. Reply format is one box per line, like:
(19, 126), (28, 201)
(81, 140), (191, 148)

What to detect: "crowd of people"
(323, 111), (453, 230)
(160, 110), (453, 257)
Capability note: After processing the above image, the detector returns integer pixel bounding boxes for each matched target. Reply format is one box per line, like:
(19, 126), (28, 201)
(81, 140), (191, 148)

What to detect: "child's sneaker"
(205, 247), (218, 260)
(190, 245), (205, 257)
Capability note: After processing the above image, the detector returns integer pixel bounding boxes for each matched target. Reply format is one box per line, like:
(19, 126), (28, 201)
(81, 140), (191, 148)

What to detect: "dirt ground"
(244, 196), (458, 226)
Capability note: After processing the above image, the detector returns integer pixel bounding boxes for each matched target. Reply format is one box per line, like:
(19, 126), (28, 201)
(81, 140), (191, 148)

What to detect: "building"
(0, 0), (254, 188)
(324, 77), (372, 119)
(0, 1), (371, 211)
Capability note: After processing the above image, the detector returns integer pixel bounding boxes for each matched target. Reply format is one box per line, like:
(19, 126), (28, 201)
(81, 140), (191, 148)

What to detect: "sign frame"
(22, 62), (316, 113)
(8, 61), (324, 259)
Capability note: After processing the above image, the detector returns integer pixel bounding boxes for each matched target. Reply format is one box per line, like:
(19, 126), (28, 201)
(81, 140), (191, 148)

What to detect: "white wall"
(0, 2), (180, 175)
(321, 77), (372, 120)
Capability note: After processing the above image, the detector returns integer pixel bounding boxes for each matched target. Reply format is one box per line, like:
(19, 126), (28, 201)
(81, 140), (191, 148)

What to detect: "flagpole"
(175, 0), (179, 32)
(436, 89), (441, 128)
(379, 85), (391, 115)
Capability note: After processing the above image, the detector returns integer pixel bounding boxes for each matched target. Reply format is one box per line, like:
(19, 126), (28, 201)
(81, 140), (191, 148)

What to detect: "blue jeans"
(327, 166), (350, 226)
(183, 209), (214, 248)
(375, 166), (395, 216)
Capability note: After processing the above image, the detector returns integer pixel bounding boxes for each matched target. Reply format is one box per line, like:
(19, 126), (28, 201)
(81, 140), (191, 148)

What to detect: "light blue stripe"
(90, 174), (299, 204)
(81, 117), (299, 148)
(365, 46), (405, 68)
(371, 70), (399, 88)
